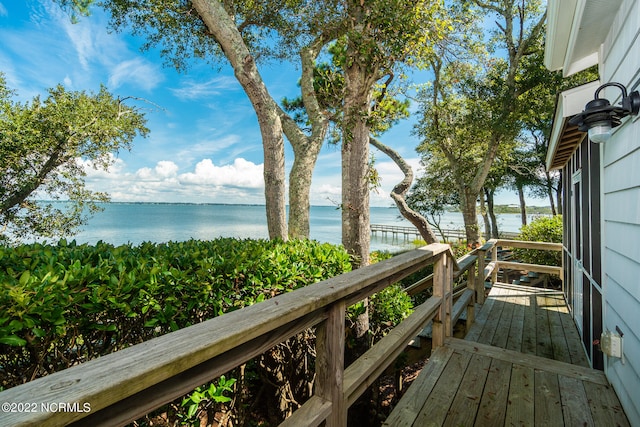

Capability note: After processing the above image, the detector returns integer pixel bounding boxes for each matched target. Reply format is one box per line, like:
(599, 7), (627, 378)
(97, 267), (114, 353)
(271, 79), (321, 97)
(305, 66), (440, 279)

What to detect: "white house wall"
(598, 0), (640, 423)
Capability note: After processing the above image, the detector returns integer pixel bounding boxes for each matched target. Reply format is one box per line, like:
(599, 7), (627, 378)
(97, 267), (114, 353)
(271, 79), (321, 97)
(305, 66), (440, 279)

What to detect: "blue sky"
(0, 1), (544, 207)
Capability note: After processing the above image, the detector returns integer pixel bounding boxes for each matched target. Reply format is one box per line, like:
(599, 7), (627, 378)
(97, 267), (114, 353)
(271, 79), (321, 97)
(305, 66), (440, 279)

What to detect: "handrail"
(477, 239), (563, 290)
(0, 243), (458, 427)
(404, 253), (477, 296)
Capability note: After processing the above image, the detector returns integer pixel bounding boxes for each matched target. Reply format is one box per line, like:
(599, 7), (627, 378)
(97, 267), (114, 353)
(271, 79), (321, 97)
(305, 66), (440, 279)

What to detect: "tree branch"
(369, 136), (438, 244)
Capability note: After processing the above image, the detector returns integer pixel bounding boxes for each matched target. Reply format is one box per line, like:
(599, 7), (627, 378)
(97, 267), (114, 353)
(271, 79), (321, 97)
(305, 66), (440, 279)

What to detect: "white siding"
(600, 0), (640, 424)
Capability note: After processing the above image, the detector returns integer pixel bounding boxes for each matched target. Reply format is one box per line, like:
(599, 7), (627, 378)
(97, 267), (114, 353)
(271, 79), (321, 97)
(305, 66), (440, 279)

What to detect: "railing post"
(561, 247), (565, 294)
(315, 301), (346, 426)
(466, 261), (476, 331)
(491, 244), (498, 284)
(432, 253), (453, 348)
(476, 248), (486, 304)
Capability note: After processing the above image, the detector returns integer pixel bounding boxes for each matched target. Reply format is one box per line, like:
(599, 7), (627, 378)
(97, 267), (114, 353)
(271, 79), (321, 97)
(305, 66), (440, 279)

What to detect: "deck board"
(534, 369), (563, 426)
(504, 363), (534, 426)
(384, 283), (630, 426)
(443, 353), (491, 427)
(474, 358), (511, 426)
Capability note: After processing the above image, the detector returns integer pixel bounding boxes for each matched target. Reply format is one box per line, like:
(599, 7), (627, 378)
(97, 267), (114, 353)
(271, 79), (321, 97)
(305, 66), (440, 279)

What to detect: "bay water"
(54, 203), (534, 252)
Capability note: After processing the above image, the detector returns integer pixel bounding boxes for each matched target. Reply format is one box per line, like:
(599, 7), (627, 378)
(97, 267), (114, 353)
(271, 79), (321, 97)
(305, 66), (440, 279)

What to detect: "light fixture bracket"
(569, 82), (640, 142)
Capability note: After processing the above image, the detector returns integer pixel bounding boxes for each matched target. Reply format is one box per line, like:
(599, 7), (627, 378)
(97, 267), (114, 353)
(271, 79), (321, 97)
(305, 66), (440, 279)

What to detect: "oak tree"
(0, 76), (148, 242)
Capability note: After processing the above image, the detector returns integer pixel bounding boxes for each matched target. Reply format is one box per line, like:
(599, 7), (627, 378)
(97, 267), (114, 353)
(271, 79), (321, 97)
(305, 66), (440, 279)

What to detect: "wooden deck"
(384, 283), (630, 427)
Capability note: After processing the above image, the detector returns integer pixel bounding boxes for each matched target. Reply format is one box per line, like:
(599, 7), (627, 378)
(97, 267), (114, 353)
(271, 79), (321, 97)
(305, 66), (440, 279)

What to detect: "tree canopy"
(0, 75), (148, 243)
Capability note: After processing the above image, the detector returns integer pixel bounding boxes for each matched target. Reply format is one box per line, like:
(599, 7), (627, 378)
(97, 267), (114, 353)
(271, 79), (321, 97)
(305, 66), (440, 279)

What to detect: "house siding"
(598, 0), (640, 423)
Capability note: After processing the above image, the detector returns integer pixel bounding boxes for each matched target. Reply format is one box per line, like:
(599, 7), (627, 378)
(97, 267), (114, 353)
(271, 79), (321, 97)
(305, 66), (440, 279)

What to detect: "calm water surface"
(49, 203), (533, 252)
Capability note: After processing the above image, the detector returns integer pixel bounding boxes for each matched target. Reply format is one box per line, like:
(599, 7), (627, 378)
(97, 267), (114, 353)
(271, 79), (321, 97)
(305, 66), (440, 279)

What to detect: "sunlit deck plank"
(474, 358), (511, 426)
(381, 346), (454, 427)
(443, 353), (491, 427)
(384, 283), (630, 426)
(504, 364), (534, 426)
(413, 350), (472, 426)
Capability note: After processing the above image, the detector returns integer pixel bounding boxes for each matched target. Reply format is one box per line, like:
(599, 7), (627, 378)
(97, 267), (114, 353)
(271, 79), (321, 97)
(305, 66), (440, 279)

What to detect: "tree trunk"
(460, 189), (480, 246)
(545, 170), (557, 216)
(341, 54), (375, 351)
(287, 145), (320, 239)
(480, 189), (491, 241)
(193, 0), (287, 239)
(556, 173), (563, 215)
(369, 137), (438, 244)
(487, 188), (499, 238)
(517, 184), (527, 226)
(281, 43), (329, 239)
(342, 66), (372, 269)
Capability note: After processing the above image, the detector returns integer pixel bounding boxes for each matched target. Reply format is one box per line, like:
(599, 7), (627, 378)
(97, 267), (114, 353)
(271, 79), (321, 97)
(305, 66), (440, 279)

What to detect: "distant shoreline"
(39, 200), (553, 213)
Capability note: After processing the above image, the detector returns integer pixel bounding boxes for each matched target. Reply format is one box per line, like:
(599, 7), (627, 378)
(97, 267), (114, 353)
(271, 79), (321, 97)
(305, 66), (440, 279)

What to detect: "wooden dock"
(370, 224), (519, 242)
(384, 283), (630, 426)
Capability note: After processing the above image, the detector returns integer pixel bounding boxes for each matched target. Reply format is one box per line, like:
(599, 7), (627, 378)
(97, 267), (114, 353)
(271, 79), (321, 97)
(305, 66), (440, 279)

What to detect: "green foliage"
(179, 375), (237, 424)
(407, 171), (460, 240)
(370, 285), (413, 333)
(515, 215), (563, 266)
(0, 238), (350, 389)
(0, 74), (148, 243)
(363, 250), (415, 340)
(54, 0), (93, 23)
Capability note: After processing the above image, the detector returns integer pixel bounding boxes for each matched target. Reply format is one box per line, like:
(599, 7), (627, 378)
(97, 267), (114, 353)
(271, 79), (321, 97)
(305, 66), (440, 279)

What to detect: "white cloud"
(76, 156), (266, 204)
(0, 3), (8, 17)
(179, 158), (263, 188)
(155, 160), (179, 178)
(108, 59), (164, 91)
(135, 161), (179, 181)
(60, 17), (93, 69)
(176, 135), (242, 162)
(171, 76), (239, 100)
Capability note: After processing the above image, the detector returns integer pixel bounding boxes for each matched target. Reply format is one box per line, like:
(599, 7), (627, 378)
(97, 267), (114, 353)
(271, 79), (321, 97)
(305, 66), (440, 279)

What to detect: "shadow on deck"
(384, 283), (630, 427)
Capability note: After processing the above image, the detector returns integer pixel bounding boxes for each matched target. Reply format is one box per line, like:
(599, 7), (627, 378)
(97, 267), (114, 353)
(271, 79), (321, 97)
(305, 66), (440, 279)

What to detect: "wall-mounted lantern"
(569, 82), (640, 143)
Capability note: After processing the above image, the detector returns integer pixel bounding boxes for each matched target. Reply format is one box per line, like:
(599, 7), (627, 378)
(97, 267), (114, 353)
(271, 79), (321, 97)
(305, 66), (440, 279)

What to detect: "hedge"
(0, 238), (352, 389)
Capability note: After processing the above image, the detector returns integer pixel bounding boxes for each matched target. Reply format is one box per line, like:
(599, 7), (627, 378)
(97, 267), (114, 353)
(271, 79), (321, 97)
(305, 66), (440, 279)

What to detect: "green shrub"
(515, 215), (563, 266)
(0, 238), (351, 389)
(365, 250), (415, 340)
(370, 285), (413, 336)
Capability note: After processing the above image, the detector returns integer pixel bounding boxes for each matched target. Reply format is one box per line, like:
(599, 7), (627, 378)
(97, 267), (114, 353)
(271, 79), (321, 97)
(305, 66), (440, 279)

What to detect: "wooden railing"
(476, 239), (564, 302)
(1, 243), (466, 427)
(0, 239), (562, 427)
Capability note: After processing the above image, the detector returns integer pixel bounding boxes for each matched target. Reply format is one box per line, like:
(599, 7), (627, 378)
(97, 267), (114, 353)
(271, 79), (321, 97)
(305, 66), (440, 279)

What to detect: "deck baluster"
(476, 247), (487, 304)
(432, 253), (453, 348)
(315, 301), (346, 426)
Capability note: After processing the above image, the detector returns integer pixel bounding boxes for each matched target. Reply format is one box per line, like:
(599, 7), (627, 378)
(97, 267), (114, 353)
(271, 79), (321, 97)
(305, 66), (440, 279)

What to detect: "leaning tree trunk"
(193, 0), (287, 239)
(369, 136), (438, 244)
